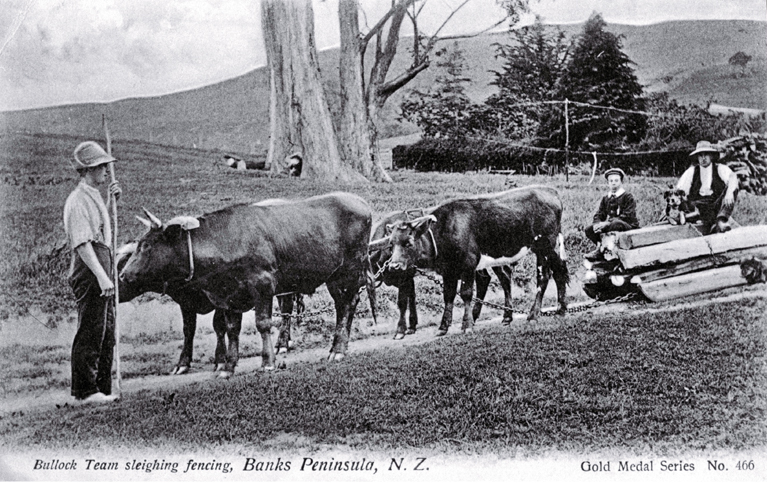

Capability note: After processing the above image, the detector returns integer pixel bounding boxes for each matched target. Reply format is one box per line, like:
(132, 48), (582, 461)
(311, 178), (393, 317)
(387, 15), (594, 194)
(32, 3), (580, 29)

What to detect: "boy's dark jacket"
(593, 192), (639, 228)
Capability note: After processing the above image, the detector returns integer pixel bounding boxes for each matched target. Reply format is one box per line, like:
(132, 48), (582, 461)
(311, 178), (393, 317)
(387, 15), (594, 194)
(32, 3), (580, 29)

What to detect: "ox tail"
(366, 259), (378, 325)
(556, 233), (567, 261)
(554, 233), (571, 286)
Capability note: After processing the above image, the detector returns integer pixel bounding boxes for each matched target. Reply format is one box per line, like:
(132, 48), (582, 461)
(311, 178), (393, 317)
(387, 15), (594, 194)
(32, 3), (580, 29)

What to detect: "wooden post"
(102, 114), (121, 396)
(564, 98), (570, 182)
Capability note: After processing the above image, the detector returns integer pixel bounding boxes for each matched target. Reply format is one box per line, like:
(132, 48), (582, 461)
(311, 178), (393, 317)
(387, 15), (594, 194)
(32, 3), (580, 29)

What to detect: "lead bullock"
(119, 192), (373, 375)
(370, 209), (513, 339)
(377, 186), (569, 336)
(117, 241), (303, 376)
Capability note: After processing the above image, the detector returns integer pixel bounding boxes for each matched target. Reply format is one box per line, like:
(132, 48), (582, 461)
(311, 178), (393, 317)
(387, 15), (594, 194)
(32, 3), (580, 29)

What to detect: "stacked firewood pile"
(719, 133), (767, 195)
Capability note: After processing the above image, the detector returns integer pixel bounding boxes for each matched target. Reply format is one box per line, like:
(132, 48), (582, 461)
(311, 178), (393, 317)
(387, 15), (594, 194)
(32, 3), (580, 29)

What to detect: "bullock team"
(118, 187), (570, 379)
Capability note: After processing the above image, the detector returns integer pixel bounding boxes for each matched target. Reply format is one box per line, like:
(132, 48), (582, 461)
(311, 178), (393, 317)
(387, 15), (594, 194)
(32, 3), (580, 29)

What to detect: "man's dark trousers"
(69, 243), (115, 399)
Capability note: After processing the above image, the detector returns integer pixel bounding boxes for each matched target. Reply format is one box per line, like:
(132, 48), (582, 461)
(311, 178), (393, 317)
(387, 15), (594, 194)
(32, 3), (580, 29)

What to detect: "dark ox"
(116, 242), (303, 377)
(370, 209), (512, 339)
(379, 186), (569, 336)
(119, 192), (373, 375)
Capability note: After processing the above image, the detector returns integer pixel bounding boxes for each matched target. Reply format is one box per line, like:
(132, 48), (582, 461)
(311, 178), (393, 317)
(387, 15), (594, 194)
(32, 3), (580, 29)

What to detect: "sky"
(0, 0), (764, 111)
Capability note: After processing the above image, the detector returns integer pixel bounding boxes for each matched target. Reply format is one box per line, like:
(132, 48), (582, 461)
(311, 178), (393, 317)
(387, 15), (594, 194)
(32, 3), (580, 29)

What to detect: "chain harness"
(416, 267), (643, 316)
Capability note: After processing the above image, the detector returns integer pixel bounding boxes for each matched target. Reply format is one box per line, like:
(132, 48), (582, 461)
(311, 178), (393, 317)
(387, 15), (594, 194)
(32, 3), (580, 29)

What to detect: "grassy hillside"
(3, 132), (767, 317)
(0, 20), (764, 155)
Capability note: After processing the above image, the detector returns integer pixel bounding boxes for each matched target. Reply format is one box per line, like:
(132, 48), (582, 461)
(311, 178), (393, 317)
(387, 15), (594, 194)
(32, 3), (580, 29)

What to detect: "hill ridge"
(1, 19), (764, 154)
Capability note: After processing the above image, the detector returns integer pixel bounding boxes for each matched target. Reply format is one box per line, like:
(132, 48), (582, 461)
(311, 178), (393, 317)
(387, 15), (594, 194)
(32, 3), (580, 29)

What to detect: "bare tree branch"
(362, 0), (417, 48)
(379, 61), (431, 100)
(428, 0), (472, 41)
(434, 16), (509, 42)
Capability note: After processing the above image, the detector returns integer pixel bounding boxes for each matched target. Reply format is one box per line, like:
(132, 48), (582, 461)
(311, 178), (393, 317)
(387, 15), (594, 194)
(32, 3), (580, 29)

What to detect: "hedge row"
(392, 137), (694, 176)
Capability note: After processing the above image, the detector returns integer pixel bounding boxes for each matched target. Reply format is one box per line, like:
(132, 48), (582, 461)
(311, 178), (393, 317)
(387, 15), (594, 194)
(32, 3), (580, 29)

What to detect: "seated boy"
(584, 167), (639, 261)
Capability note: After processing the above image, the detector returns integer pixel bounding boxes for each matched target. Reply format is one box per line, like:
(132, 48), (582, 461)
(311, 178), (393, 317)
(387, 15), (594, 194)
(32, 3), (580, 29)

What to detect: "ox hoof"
(406, 329), (416, 335)
(462, 326), (475, 334)
(501, 318), (513, 327)
(277, 347), (288, 355)
(214, 363), (226, 372)
(328, 352), (346, 362)
(527, 316), (538, 323)
(393, 333), (405, 340)
(217, 371), (233, 379)
(263, 365), (275, 372)
(171, 366), (189, 375)
(436, 329), (448, 337)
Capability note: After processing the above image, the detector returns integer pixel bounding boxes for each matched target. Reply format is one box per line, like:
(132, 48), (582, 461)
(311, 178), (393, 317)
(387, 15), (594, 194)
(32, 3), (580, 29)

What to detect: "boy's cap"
(604, 167), (626, 180)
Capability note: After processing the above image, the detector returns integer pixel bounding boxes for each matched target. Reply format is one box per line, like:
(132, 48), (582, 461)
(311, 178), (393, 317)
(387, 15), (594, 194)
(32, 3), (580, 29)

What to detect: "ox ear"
(411, 215), (437, 237)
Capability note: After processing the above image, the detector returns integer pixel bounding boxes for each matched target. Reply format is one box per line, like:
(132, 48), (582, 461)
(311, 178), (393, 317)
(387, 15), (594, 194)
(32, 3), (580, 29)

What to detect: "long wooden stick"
(103, 114), (121, 395)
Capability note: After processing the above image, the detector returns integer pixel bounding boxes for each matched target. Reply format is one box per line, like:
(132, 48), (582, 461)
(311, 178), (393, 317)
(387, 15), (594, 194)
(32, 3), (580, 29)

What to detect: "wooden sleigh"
(582, 224), (767, 302)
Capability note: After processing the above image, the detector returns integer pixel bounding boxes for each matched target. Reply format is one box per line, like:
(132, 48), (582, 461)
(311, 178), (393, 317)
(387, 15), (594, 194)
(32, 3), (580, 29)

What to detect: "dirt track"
(2, 284), (765, 417)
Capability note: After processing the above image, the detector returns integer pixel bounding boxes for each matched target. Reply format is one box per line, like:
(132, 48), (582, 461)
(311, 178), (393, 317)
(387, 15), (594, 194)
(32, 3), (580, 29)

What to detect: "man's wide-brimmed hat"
(604, 167), (626, 181)
(71, 141), (116, 171)
(689, 140), (720, 156)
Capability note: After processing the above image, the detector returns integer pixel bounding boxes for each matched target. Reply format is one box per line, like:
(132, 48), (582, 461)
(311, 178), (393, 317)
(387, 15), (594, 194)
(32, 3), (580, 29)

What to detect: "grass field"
(1, 132), (766, 458)
(1, 297), (765, 456)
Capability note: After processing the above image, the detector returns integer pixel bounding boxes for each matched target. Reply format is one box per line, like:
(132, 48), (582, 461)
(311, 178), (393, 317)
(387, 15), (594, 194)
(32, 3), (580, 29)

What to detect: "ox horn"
(136, 216), (153, 228)
(368, 236), (391, 251)
(142, 207), (163, 228)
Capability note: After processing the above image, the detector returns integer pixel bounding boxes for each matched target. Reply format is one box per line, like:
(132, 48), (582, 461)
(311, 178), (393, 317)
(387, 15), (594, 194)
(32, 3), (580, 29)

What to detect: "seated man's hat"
(689, 140), (720, 156)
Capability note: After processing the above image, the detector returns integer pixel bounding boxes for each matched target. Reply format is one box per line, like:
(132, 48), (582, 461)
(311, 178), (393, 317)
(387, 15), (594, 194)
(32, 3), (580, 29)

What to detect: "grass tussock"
(1, 298), (764, 455)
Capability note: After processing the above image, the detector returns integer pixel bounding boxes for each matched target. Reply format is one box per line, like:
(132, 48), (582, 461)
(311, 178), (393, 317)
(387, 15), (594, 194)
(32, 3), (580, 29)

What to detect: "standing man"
(63, 141), (122, 404)
(677, 140), (739, 234)
(584, 167), (640, 261)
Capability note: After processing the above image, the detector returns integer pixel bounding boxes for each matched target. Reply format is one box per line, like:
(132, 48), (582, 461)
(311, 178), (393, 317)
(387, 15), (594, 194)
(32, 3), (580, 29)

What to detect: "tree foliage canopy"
(539, 13), (646, 149)
(484, 17), (571, 139)
(399, 43), (479, 138)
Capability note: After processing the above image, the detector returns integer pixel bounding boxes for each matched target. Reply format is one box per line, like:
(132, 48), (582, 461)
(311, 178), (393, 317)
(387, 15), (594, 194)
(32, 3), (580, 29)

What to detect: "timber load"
(582, 224), (767, 302)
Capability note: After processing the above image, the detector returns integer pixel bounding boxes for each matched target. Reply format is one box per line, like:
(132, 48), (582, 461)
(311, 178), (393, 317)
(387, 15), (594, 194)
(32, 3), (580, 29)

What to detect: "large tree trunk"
(337, 0), (391, 182)
(261, 0), (366, 183)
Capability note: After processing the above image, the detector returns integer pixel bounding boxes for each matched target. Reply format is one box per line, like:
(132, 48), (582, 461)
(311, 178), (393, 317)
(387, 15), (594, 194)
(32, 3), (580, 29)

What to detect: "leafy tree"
(728, 51), (752, 77)
(399, 43), (479, 138)
(539, 13), (646, 150)
(484, 17), (571, 139)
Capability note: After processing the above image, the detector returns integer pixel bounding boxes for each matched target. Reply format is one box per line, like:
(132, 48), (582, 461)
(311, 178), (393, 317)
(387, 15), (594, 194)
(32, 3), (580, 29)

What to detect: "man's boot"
(714, 218), (732, 233)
